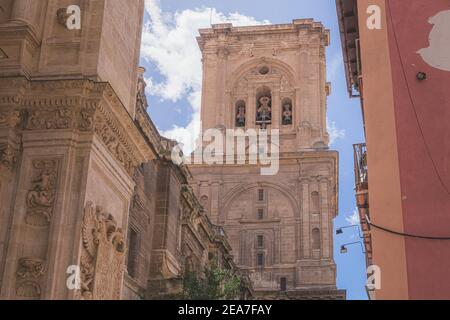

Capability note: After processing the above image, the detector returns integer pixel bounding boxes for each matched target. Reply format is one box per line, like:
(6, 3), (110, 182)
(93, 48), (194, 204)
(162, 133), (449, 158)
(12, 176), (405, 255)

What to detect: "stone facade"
(0, 0), (249, 300)
(189, 21), (345, 299)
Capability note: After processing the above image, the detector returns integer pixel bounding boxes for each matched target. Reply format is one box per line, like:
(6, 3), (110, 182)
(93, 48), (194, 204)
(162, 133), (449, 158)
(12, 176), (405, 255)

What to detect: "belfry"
(189, 20), (345, 299)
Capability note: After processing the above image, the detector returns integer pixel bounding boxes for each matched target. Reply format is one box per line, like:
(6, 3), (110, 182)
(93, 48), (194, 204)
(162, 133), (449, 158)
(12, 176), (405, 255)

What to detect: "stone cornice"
(0, 77), (157, 176)
(198, 19), (330, 51)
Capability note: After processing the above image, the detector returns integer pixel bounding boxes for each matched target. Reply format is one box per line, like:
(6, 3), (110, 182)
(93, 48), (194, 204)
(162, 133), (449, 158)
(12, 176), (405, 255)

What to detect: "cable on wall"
(366, 215), (450, 240)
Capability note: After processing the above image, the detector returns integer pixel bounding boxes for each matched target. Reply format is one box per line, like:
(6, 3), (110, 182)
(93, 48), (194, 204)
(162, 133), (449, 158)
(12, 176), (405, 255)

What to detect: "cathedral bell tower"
(189, 20), (345, 299)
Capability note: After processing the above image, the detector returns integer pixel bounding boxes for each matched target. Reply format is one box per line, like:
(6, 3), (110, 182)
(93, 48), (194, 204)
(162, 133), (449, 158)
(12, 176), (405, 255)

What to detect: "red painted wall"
(386, 0), (450, 299)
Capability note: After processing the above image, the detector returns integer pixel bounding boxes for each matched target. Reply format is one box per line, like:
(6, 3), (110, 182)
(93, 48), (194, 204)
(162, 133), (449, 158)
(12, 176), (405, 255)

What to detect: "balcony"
(353, 143), (368, 192)
(352, 143), (373, 273)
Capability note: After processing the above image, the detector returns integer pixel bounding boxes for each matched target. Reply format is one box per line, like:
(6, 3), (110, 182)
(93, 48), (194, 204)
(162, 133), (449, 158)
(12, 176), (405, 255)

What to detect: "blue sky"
(139, 0), (367, 300)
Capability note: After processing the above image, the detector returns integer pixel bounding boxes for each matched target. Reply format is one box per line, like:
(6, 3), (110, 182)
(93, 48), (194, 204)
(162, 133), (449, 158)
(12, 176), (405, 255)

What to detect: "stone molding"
(0, 78), (157, 176)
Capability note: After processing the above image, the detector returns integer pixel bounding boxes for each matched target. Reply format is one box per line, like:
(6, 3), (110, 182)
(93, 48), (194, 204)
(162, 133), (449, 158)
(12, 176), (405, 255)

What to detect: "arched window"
(311, 191), (320, 214)
(281, 98), (293, 125)
(256, 86), (272, 128)
(235, 100), (246, 127)
(312, 228), (321, 250)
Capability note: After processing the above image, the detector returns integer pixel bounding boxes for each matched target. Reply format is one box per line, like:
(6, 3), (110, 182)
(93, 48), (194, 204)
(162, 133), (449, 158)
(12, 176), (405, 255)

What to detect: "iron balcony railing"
(353, 143), (368, 191)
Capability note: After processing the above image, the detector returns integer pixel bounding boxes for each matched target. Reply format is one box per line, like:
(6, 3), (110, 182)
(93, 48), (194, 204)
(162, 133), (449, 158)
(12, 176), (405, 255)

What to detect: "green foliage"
(182, 266), (241, 300)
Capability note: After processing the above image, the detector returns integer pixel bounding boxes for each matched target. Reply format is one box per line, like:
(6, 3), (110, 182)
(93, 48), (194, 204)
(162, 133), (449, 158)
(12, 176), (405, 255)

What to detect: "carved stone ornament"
(25, 159), (59, 227)
(0, 143), (17, 171)
(26, 108), (73, 130)
(78, 202), (125, 300)
(0, 110), (21, 128)
(57, 8), (71, 26)
(16, 257), (46, 299)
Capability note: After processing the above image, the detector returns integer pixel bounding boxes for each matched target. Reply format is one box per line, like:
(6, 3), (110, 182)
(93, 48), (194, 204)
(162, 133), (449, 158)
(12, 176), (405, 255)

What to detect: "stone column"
(248, 85), (257, 128)
(300, 178), (310, 259)
(320, 177), (330, 259)
(215, 48), (228, 126)
(224, 90), (232, 128)
(294, 88), (301, 125)
(272, 83), (281, 129)
(209, 181), (221, 224)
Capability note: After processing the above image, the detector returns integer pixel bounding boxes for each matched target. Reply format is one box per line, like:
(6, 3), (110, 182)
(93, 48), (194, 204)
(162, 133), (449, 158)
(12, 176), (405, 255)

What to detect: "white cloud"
(346, 208), (360, 225)
(141, 0), (269, 153)
(327, 119), (346, 146)
(327, 52), (342, 83)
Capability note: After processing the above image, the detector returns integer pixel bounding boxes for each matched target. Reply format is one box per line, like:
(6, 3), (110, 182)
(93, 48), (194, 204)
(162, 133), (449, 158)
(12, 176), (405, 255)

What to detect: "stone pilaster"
(300, 178), (310, 259)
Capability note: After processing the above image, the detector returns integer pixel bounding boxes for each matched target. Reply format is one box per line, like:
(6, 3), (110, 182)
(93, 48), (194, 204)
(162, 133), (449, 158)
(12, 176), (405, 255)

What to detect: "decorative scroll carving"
(26, 108), (73, 130)
(25, 159), (59, 227)
(79, 202), (125, 300)
(16, 258), (46, 299)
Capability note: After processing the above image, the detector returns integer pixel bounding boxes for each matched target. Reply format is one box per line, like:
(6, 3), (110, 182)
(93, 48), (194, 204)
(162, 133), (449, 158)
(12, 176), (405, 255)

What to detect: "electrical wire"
(386, 0), (450, 196)
(366, 215), (450, 240)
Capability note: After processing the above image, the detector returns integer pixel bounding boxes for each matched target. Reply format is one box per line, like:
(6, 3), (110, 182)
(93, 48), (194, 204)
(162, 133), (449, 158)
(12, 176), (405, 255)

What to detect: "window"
(311, 191), (320, 213)
(280, 277), (287, 292)
(257, 208), (264, 220)
(235, 100), (246, 127)
(312, 228), (321, 250)
(259, 66), (270, 75)
(257, 253), (265, 267)
(258, 189), (264, 201)
(256, 86), (272, 128)
(127, 228), (139, 278)
(281, 98), (293, 125)
(257, 235), (264, 248)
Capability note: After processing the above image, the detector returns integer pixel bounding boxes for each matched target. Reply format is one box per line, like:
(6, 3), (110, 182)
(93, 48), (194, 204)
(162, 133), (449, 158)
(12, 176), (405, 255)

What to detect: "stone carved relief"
(94, 116), (134, 175)
(0, 143), (17, 171)
(280, 75), (293, 92)
(79, 202), (125, 300)
(26, 108), (73, 130)
(25, 159), (59, 227)
(0, 110), (21, 128)
(16, 257), (46, 299)
(77, 107), (96, 132)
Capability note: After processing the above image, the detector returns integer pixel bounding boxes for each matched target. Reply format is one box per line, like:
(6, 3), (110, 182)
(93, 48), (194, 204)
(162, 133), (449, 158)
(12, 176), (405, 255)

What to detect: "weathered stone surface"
(190, 20), (343, 299)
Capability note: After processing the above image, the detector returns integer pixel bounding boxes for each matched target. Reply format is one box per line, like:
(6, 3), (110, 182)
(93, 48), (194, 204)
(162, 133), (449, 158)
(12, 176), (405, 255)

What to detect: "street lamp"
(336, 225), (364, 238)
(340, 241), (366, 254)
